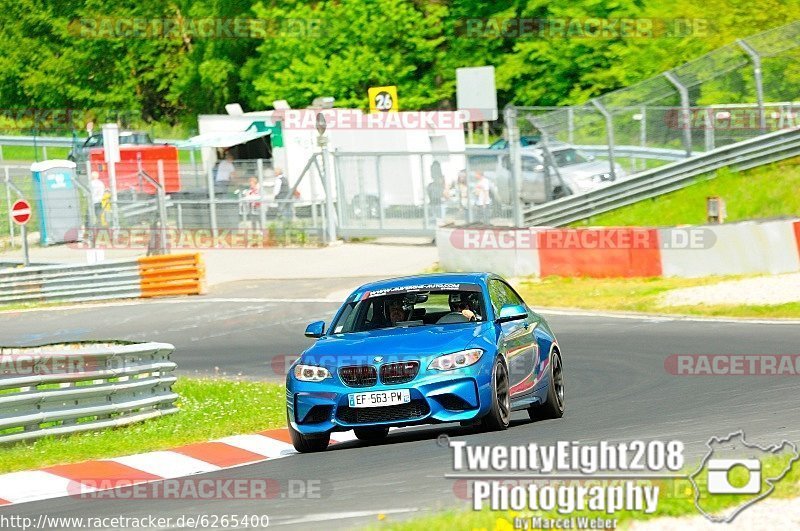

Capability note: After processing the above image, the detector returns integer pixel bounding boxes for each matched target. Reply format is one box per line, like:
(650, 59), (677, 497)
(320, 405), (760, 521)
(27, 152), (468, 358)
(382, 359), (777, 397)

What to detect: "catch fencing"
(0, 342), (177, 444)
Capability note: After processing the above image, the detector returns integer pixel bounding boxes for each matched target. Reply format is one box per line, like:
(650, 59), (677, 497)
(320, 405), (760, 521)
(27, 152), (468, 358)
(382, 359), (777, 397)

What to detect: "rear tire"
(354, 426), (390, 441)
(528, 350), (565, 420)
(287, 411), (330, 453)
(481, 357), (511, 431)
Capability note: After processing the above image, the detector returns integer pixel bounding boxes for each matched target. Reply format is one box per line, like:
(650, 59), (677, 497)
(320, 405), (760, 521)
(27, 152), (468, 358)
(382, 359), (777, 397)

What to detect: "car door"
(489, 279), (538, 397)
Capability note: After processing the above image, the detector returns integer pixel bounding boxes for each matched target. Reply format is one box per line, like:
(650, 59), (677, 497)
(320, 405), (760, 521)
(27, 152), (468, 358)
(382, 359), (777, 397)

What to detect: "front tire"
(287, 411), (330, 453)
(481, 357), (511, 431)
(528, 350), (565, 420)
(354, 426), (389, 441)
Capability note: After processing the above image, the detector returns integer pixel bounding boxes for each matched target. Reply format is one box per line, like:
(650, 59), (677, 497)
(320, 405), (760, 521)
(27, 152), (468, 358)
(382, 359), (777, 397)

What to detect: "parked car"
(467, 144), (626, 205)
(488, 135), (541, 150)
(68, 130), (154, 167)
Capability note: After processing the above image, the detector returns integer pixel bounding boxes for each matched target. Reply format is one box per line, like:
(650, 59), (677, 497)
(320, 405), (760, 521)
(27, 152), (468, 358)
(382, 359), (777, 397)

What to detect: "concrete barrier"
(437, 218), (800, 278)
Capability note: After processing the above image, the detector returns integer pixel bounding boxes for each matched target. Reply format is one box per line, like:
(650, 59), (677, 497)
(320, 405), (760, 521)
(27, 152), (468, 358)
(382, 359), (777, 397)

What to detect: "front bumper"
(287, 366), (494, 435)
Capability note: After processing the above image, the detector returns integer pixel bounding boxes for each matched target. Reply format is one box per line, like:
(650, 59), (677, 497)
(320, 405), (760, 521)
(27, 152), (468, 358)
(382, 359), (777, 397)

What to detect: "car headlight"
(294, 364), (332, 382)
(428, 349), (484, 371)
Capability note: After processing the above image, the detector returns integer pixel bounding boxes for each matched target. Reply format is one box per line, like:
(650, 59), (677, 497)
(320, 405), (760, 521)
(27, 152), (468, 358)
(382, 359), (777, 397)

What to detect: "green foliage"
(0, 0), (799, 128)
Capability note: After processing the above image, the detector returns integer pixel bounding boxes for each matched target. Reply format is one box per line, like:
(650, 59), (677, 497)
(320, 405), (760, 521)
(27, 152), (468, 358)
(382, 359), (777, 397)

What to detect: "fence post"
(664, 71), (693, 157)
(590, 100), (617, 181)
(567, 107), (575, 144)
(737, 39), (767, 132)
(4, 167), (14, 247)
(206, 163), (218, 240)
(704, 107), (715, 151)
(418, 155), (428, 230)
(376, 155), (385, 229)
(257, 158), (267, 229)
(504, 106), (523, 227)
(108, 159), (120, 229)
(156, 160), (169, 254)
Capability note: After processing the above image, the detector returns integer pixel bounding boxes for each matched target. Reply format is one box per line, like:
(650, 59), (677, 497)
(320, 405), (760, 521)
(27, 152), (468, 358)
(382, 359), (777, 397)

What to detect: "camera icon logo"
(706, 459), (761, 495)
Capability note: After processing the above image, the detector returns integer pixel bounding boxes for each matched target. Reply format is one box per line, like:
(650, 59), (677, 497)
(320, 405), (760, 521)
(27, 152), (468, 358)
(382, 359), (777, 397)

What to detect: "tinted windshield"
(330, 285), (486, 334)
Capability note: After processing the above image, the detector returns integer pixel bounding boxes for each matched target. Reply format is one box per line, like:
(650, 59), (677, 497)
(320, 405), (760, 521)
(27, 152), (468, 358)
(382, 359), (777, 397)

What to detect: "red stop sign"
(11, 199), (32, 225)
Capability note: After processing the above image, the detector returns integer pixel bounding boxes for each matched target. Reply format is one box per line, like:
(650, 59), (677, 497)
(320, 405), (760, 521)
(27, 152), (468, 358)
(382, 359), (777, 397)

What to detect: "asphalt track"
(1, 278), (799, 529)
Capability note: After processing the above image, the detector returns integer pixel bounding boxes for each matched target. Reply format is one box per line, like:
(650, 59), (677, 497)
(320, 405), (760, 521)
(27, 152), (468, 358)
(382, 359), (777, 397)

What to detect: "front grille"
(301, 405), (333, 424)
(337, 399), (430, 424)
(339, 365), (378, 387)
(380, 361), (419, 385)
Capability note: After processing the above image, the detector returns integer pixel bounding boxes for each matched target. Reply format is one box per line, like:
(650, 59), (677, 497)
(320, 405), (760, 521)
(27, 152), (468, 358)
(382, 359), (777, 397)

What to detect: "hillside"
(573, 158), (800, 227)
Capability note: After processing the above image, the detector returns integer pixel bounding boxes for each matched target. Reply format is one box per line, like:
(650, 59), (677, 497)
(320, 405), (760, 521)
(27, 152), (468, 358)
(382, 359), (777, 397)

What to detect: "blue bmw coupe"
(286, 272), (565, 452)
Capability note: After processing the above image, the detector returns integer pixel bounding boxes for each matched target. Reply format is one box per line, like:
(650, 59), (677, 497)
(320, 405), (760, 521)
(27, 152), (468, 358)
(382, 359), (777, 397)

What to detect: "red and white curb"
(0, 429), (358, 506)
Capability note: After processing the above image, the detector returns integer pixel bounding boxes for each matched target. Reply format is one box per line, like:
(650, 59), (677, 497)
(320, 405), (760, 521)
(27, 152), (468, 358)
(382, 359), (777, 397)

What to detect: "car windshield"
(330, 285), (487, 334)
(552, 148), (592, 166)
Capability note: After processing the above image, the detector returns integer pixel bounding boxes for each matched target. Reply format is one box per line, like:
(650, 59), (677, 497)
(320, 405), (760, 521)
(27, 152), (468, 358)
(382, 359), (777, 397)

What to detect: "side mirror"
(496, 304), (527, 323)
(304, 321), (325, 338)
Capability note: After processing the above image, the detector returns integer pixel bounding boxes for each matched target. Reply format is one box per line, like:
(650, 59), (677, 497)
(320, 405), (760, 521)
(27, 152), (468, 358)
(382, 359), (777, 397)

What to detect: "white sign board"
(101, 123), (120, 163)
(456, 66), (498, 122)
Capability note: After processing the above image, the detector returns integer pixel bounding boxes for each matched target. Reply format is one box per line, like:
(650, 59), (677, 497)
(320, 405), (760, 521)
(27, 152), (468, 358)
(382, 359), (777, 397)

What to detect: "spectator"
(273, 167), (292, 218)
(215, 151), (236, 193)
(427, 161), (446, 220)
(90, 171), (105, 226)
(473, 171), (492, 224)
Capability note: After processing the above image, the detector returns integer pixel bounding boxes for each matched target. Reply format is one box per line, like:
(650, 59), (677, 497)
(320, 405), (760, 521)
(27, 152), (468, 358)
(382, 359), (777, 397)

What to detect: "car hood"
(301, 323), (492, 367)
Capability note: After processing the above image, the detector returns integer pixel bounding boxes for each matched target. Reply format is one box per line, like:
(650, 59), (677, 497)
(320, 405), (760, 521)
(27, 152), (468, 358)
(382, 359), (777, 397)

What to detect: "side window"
(489, 279), (524, 316)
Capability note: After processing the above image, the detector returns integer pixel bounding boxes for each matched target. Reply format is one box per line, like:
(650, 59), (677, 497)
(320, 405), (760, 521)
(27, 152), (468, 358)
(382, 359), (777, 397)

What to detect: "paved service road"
(1, 280), (799, 529)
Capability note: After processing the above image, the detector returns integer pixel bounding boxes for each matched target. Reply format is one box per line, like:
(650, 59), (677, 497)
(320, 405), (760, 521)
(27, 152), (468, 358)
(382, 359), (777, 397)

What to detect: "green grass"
(515, 275), (800, 319)
(1, 145), (71, 162)
(371, 454), (800, 530)
(0, 378), (286, 474)
(573, 158), (800, 227)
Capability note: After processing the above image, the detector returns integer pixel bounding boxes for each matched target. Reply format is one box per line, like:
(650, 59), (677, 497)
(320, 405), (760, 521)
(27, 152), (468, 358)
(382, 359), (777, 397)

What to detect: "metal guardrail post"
(4, 167), (15, 247)
(156, 160), (169, 255)
(504, 106), (523, 227)
(704, 109), (715, 151)
(664, 71), (693, 157)
(206, 164), (218, 240)
(590, 99), (618, 181)
(257, 158), (267, 229)
(737, 38), (767, 132)
(108, 160), (120, 230)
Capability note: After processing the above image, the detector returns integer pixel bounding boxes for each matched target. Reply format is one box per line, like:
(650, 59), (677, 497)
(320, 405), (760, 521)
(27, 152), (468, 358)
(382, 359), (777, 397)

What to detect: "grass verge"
(371, 454), (800, 530)
(514, 275), (800, 319)
(573, 159), (800, 227)
(0, 378), (285, 474)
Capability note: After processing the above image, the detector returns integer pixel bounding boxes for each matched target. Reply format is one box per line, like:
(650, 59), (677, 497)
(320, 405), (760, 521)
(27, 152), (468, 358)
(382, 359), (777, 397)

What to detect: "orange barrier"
(794, 221), (800, 260)
(137, 253), (205, 298)
(537, 228), (663, 278)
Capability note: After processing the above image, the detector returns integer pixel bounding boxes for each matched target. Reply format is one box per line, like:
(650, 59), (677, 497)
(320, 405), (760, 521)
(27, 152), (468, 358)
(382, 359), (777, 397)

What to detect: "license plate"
(348, 389), (411, 408)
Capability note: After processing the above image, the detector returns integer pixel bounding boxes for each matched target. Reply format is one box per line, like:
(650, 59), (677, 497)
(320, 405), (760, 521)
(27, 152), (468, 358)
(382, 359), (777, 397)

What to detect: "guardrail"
(575, 145), (694, 161)
(0, 253), (205, 305)
(0, 341), (178, 444)
(523, 126), (800, 227)
(139, 253), (205, 297)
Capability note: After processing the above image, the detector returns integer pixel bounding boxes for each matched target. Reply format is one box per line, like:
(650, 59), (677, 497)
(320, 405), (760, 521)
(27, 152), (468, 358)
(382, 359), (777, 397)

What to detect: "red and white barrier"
(437, 219), (800, 278)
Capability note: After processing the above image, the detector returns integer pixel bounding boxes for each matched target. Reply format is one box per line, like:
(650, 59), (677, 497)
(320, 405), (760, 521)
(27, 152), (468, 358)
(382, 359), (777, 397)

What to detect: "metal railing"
(0, 260), (143, 304)
(0, 342), (177, 444)
(522, 126), (800, 227)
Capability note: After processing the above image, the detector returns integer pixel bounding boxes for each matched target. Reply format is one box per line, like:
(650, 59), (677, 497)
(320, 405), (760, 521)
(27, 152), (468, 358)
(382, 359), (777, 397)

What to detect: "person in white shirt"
(215, 151), (236, 191)
(473, 171), (492, 224)
(90, 171), (106, 226)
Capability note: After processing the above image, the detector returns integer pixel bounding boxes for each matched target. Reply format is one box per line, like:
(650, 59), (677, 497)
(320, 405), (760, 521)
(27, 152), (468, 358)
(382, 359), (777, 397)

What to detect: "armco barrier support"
(537, 228), (662, 278)
(138, 253), (206, 297)
(0, 342), (178, 444)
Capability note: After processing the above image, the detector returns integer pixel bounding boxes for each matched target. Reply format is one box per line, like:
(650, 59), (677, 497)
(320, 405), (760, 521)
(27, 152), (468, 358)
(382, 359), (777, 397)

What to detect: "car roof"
(354, 272), (493, 293)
